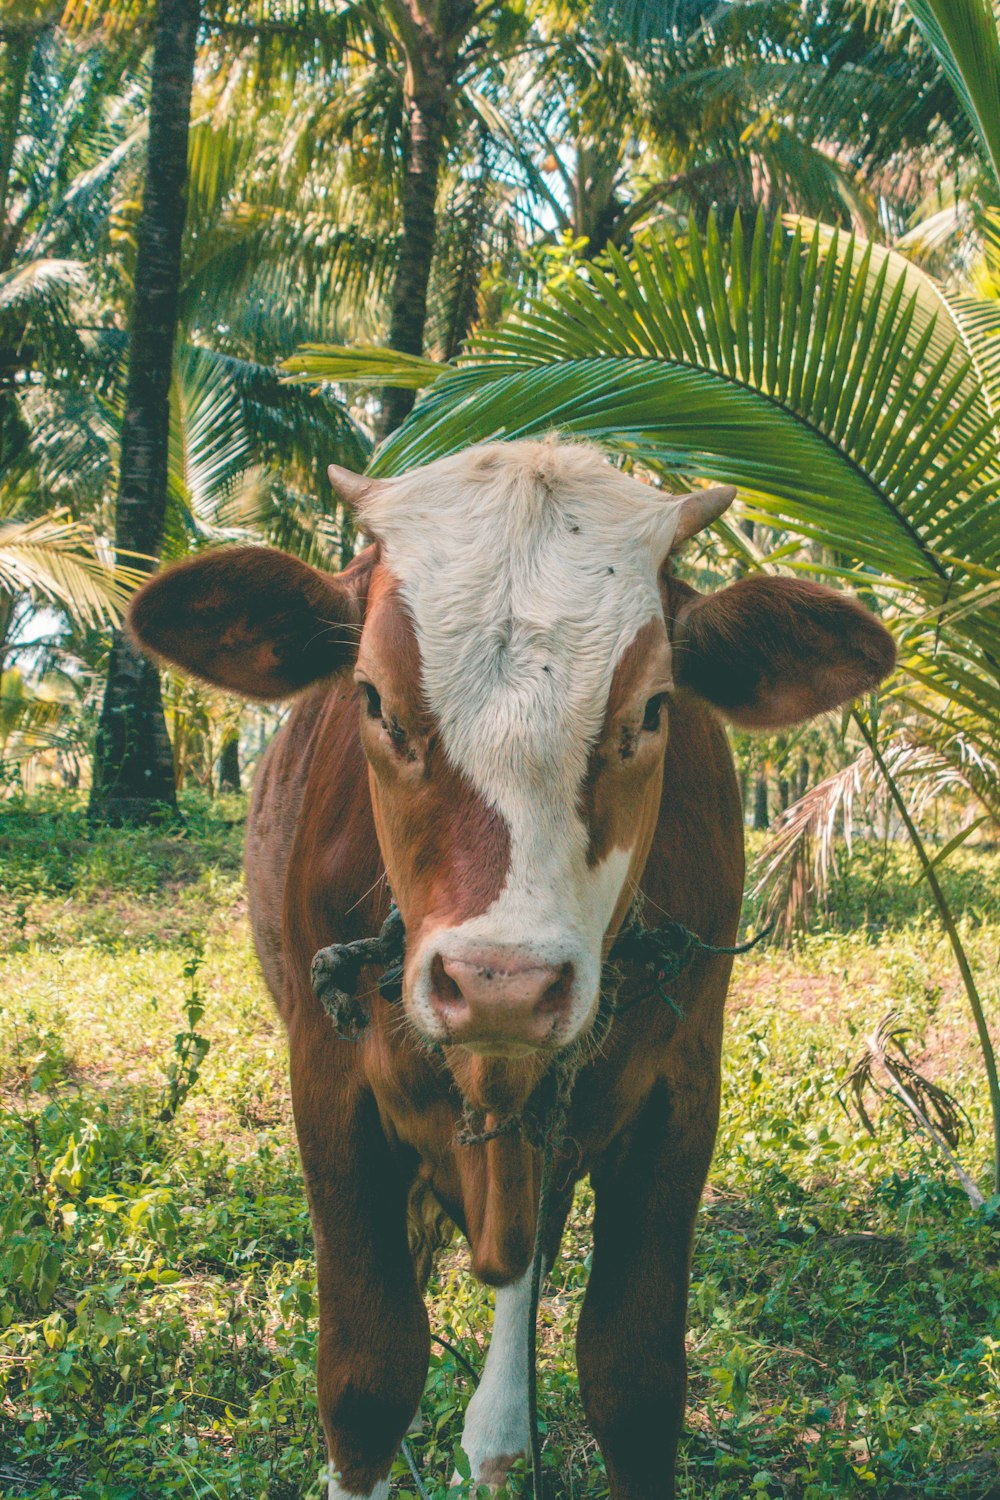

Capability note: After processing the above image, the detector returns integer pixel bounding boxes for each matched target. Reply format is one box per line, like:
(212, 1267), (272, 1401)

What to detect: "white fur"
(361, 440), (685, 1043)
(328, 1477), (389, 1500)
(456, 1270), (532, 1485)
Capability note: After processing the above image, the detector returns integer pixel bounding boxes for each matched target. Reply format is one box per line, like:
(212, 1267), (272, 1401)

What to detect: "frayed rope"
(311, 899), (769, 1049)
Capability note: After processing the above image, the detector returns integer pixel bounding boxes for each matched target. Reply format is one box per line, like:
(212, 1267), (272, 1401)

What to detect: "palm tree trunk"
(0, 26), (34, 478)
(218, 730), (240, 794)
(89, 0), (200, 826)
(375, 0), (476, 439)
(0, 26), (34, 261)
(753, 773), (769, 831)
(0, 587), (14, 755)
(377, 77), (448, 438)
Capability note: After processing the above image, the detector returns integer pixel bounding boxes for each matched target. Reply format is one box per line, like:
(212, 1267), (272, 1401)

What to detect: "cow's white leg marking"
(327, 1476), (389, 1500)
(457, 1270), (532, 1487)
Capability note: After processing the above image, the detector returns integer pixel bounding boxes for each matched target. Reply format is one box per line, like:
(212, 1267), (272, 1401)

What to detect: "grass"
(1, 791), (999, 1499)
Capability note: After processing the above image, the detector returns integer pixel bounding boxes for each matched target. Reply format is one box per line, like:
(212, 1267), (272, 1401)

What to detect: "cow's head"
(130, 439), (894, 1066)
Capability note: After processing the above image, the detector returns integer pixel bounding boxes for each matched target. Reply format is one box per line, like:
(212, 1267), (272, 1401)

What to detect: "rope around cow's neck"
(310, 903), (769, 1499)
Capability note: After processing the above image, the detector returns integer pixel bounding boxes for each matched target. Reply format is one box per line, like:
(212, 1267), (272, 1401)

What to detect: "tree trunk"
(753, 773), (769, 831)
(0, 26), (33, 265)
(0, 587), (14, 760)
(376, 75), (449, 439)
(797, 753), (809, 799)
(218, 731), (240, 794)
(89, 0), (200, 826)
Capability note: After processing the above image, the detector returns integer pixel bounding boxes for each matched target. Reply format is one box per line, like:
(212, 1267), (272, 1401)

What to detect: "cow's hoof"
(328, 1477), (389, 1500)
(451, 1451), (524, 1492)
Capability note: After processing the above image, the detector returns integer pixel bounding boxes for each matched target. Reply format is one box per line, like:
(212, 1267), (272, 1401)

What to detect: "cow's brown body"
(246, 613), (743, 1498)
(129, 438), (894, 1498)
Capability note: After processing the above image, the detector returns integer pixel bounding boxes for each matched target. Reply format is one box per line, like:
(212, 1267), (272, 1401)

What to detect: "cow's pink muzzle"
(427, 947), (575, 1051)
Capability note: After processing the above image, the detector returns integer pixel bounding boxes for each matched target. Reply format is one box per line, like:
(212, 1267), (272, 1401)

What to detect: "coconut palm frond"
(168, 345), (252, 530)
(283, 344), (446, 389)
(904, 0), (1000, 191)
(185, 346), (371, 508)
(211, 349), (372, 478)
(0, 690), (80, 758)
(0, 257), (88, 375)
(0, 256), (85, 311)
(785, 214), (1000, 422)
(753, 727), (1000, 937)
(0, 508), (141, 625)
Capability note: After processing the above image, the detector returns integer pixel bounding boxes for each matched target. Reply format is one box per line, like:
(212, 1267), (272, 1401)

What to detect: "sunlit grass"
(1, 795), (998, 1498)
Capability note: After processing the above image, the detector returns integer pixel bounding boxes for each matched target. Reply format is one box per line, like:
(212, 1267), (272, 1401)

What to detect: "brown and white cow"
(129, 438), (894, 1500)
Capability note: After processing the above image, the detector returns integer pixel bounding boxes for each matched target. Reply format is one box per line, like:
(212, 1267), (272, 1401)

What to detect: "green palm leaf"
(282, 344), (446, 389)
(375, 355), (943, 584)
(375, 214), (1000, 585)
(329, 210), (1000, 736)
(904, 0), (1000, 190)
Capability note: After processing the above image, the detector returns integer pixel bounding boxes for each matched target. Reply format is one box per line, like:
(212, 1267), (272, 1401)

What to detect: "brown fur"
(672, 574), (896, 727)
(358, 569), (512, 961)
(128, 546), (371, 699)
(128, 545), (895, 1498)
(578, 616), (671, 871)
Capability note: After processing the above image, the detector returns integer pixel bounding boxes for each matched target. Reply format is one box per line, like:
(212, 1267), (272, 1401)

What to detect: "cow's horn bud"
(327, 463), (383, 511)
(672, 484), (737, 548)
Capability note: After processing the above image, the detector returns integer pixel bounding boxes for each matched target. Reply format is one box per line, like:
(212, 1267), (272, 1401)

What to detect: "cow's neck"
(456, 1129), (539, 1284)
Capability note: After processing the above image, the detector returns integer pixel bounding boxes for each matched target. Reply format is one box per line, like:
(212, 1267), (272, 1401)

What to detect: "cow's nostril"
(430, 952), (465, 1009)
(539, 962), (574, 1016)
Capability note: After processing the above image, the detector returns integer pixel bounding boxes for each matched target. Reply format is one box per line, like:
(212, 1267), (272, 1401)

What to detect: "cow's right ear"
(128, 546), (367, 699)
(669, 574), (895, 727)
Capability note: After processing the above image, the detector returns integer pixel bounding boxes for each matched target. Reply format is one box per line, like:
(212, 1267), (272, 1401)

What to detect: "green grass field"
(1, 794), (999, 1499)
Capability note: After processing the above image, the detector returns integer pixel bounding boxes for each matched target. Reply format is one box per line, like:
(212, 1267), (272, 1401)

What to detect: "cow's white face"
(349, 441), (730, 1058)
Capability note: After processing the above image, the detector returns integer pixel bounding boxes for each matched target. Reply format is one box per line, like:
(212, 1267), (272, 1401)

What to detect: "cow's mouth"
(451, 1037), (550, 1060)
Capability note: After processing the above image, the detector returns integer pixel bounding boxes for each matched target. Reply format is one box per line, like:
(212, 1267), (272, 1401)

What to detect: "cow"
(128, 438), (895, 1500)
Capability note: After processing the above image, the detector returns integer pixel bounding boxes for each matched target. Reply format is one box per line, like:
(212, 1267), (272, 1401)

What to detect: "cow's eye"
(362, 683), (382, 720)
(642, 694), (666, 733)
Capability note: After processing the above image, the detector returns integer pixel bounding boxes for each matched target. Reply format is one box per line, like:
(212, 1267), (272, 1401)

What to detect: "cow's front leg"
(292, 1040), (429, 1499)
(577, 1077), (718, 1500)
(456, 1269), (532, 1486)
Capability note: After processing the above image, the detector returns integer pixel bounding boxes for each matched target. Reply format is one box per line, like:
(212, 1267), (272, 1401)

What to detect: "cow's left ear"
(671, 575), (896, 728)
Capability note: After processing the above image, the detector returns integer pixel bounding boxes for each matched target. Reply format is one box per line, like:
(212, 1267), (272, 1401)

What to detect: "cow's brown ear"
(671, 575), (895, 728)
(128, 546), (366, 699)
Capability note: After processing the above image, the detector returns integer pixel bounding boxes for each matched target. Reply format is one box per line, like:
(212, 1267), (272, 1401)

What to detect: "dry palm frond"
(752, 729), (1000, 938)
(844, 1011), (968, 1147)
(842, 1010), (983, 1207)
(881, 732), (1000, 824)
(750, 749), (876, 939)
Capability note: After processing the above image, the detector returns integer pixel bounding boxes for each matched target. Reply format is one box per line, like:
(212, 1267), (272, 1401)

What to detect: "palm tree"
(89, 0), (201, 826)
(0, 14), (150, 770)
(0, 19), (145, 490)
